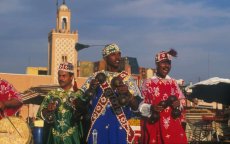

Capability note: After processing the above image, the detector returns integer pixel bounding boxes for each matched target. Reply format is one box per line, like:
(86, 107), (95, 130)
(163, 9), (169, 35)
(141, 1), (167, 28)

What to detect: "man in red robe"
(139, 49), (187, 144)
(0, 78), (22, 119)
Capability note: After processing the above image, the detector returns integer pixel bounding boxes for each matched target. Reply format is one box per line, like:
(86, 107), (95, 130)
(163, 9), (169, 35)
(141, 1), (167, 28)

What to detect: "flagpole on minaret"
(56, 0), (58, 10)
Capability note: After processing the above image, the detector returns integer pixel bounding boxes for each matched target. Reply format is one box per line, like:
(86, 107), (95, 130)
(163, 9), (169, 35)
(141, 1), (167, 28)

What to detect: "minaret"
(48, 1), (78, 83)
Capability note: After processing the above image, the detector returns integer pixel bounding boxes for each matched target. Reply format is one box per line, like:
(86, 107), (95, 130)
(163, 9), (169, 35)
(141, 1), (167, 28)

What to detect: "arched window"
(62, 18), (67, 30)
(62, 55), (68, 62)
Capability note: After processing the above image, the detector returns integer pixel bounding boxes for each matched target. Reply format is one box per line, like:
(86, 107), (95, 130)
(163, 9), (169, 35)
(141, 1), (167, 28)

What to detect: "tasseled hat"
(102, 43), (121, 58)
(155, 49), (177, 63)
(58, 62), (74, 73)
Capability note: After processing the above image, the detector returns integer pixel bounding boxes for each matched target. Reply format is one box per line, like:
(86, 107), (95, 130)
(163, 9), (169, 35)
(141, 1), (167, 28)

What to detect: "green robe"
(37, 88), (83, 144)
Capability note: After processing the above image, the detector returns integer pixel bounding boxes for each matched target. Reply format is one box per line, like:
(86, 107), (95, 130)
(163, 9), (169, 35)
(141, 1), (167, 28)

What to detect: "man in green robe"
(37, 62), (83, 144)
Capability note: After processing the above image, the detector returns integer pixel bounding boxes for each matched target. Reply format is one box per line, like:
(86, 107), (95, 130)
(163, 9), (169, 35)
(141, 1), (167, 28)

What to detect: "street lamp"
(75, 43), (106, 51)
(75, 42), (106, 77)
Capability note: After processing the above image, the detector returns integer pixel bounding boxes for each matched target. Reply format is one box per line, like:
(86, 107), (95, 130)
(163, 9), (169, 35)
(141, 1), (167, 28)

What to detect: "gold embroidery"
(52, 127), (76, 140)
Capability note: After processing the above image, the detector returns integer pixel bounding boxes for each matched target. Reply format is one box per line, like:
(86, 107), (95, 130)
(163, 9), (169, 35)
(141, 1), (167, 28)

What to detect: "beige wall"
(0, 73), (87, 92)
(26, 67), (48, 75)
(75, 77), (87, 88)
(0, 73), (53, 92)
(79, 61), (94, 77)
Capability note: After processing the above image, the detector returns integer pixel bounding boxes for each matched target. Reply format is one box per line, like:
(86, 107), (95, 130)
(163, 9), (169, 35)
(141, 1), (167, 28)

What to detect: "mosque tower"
(48, 0), (78, 83)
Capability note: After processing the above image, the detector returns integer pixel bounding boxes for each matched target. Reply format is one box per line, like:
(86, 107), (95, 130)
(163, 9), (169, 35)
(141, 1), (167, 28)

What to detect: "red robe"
(0, 79), (22, 119)
(141, 76), (187, 144)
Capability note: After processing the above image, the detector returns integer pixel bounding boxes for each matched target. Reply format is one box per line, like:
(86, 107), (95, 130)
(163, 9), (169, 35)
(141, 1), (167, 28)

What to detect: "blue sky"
(0, 0), (230, 84)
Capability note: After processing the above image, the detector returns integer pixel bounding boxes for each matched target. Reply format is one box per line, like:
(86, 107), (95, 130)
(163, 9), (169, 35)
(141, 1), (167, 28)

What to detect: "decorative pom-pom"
(168, 49), (177, 57)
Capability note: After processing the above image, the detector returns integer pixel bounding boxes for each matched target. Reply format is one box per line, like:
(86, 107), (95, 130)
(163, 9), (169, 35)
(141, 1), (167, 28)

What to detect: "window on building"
(38, 70), (48, 75)
(62, 55), (68, 62)
(62, 18), (67, 30)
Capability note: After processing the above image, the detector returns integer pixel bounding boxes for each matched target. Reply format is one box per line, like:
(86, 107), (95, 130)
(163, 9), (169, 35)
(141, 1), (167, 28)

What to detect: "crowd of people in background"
(0, 43), (188, 144)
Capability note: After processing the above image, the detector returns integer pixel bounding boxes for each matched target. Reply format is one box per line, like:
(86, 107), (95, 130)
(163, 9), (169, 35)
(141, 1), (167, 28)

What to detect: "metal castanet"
(84, 89), (95, 101)
(111, 77), (122, 88)
(117, 94), (130, 106)
(158, 100), (168, 109)
(84, 72), (107, 101)
(65, 95), (76, 109)
(41, 109), (55, 124)
(52, 97), (61, 109)
(148, 106), (160, 124)
(167, 95), (181, 119)
(171, 108), (181, 119)
(103, 87), (122, 115)
(148, 100), (168, 124)
(72, 97), (89, 122)
(147, 95), (182, 123)
(95, 72), (106, 85)
(104, 88), (114, 98)
(111, 76), (131, 106)
(42, 97), (61, 124)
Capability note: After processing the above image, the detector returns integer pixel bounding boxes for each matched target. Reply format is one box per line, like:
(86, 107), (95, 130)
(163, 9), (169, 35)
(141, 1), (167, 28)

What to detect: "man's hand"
(116, 83), (132, 106)
(152, 105), (164, 113)
(47, 102), (56, 111)
(116, 83), (129, 94)
(89, 79), (99, 90)
(172, 100), (180, 109)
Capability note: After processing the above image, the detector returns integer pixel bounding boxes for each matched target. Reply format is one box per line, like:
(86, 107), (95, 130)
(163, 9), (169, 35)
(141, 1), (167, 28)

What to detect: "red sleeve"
(0, 80), (22, 101)
(141, 79), (151, 103)
(173, 80), (186, 122)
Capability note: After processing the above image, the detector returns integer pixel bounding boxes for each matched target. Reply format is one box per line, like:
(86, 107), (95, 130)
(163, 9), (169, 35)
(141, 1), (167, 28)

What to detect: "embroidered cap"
(102, 43), (121, 58)
(155, 49), (177, 63)
(58, 62), (74, 73)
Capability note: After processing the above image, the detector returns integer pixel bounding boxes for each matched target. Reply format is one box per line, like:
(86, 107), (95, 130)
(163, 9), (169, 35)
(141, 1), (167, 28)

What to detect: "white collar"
(152, 74), (171, 80)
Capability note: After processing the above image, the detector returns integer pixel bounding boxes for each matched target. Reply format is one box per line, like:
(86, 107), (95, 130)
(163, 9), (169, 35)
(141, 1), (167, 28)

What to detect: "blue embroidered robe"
(80, 70), (142, 144)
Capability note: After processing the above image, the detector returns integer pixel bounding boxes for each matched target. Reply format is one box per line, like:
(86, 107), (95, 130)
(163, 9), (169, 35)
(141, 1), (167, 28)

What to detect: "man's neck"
(155, 74), (170, 80)
(61, 85), (73, 91)
(156, 73), (165, 79)
(106, 66), (119, 72)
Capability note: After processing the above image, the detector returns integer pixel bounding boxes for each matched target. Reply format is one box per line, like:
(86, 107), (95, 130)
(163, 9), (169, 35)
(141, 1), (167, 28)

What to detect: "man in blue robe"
(79, 43), (142, 144)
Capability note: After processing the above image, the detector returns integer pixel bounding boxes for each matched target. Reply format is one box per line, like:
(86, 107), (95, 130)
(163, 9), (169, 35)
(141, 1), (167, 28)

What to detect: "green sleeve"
(36, 94), (52, 120)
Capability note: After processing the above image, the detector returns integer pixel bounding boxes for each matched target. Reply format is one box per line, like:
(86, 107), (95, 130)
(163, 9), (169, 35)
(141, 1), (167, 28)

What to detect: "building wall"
(79, 61), (94, 77)
(94, 59), (106, 72)
(26, 67), (48, 75)
(0, 73), (53, 92)
(0, 73), (87, 92)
